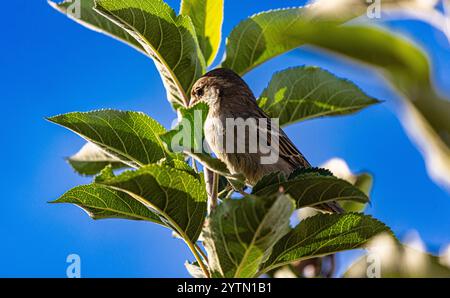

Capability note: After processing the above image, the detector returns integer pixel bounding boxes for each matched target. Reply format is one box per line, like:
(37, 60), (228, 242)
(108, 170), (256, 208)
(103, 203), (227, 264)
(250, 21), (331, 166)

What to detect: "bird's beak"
(188, 97), (197, 107)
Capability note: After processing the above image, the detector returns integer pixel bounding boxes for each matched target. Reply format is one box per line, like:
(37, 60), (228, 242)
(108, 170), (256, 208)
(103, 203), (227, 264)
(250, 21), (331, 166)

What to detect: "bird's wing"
(253, 103), (343, 214)
(253, 106), (311, 170)
(278, 129), (311, 169)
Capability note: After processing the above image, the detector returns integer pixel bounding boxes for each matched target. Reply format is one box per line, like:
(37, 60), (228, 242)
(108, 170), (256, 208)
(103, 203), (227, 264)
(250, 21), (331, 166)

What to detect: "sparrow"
(190, 68), (342, 213)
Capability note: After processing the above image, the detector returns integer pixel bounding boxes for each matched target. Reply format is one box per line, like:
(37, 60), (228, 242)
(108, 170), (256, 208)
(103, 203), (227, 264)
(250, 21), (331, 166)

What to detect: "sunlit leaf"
(221, 6), (331, 75)
(49, 0), (146, 54)
(161, 102), (208, 154)
(158, 157), (200, 179)
(48, 110), (171, 168)
(204, 194), (295, 277)
(340, 173), (373, 212)
(258, 66), (379, 126)
(94, 0), (206, 107)
(52, 184), (163, 223)
(180, 0), (224, 66)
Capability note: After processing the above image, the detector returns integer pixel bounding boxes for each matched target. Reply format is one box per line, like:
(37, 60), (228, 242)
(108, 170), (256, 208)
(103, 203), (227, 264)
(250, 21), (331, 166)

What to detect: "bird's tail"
(316, 201), (345, 214)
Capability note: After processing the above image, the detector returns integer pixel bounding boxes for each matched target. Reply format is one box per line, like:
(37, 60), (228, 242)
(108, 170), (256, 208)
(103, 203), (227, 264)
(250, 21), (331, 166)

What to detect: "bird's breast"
(204, 113), (226, 157)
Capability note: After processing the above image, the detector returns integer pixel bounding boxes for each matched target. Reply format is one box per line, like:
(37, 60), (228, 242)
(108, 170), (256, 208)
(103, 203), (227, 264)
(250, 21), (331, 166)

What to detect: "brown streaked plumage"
(190, 68), (342, 213)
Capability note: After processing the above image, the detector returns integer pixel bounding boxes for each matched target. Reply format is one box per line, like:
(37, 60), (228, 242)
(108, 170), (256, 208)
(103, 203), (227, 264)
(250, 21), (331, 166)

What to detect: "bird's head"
(189, 68), (255, 107)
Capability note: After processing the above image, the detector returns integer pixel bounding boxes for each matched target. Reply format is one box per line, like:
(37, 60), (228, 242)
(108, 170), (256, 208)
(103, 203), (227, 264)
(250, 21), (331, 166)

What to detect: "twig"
(204, 169), (219, 214)
(195, 243), (208, 263)
(237, 189), (248, 196)
(185, 239), (210, 278)
(218, 186), (231, 198)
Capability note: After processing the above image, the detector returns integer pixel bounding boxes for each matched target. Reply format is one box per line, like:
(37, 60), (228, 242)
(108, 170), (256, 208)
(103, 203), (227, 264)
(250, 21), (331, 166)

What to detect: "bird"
(189, 68), (343, 213)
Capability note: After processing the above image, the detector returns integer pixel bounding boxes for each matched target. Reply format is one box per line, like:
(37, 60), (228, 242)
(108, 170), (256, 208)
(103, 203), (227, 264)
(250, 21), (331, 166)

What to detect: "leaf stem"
(210, 172), (219, 212)
(195, 243), (208, 262)
(185, 239), (210, 278)
(218, 185), (232, 198)
(225, 189), (235, 199)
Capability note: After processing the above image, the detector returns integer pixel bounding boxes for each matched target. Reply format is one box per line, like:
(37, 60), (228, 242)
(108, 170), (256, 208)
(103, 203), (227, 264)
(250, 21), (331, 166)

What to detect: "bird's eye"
(196, 88), (204, 97)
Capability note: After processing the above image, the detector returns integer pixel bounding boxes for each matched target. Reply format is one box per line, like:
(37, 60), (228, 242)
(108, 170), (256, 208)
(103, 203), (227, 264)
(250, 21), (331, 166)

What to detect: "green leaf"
(187, 152), (245, 190)
(260, 213), (392, 274)
(98, 164), (207, 242)
(158, 157), (199, 179)
(252, 171), (369, 209)
(340, 172), (373, 213)
(221, 7), (325, 75)
(48, 110), (171, 168)
(353, 173), (373, 196)
(257, 66), (380, 126)
(94, 164), (116, 183)
(52, 184), (162, 223)
(204, 194), (295, 278)
(49, 0), (146, 55)
(288, 167), (333, 180)
(251, 172), (287, 194)
(161, 102), (209, 154)
(94, 0), (206, 108)
(215, 1), (430, 75)
(67, 142), (127, 176)
(180, 0), (223, 66)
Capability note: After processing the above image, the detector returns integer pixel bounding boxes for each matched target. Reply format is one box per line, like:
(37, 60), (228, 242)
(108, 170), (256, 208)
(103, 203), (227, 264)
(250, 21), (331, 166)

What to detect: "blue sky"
(1, 0), (449, 277)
